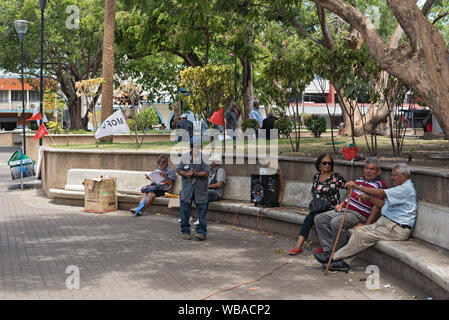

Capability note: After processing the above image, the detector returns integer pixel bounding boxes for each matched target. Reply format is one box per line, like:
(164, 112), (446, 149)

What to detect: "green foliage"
(46, 121), (64, 134)
(274, 117), (293, 137)
(180, 65), (233, 122)
(241, 119), (259, 132)
(0, 0), (106, 130)
(130, 106), (160, 131)
(304, 115), (326, 138)
(64, 129), (90, 134)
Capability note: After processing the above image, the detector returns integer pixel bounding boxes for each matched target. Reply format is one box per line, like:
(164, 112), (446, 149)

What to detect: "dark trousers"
(297, 210), (321, 239)
(180, 196), (208, 236)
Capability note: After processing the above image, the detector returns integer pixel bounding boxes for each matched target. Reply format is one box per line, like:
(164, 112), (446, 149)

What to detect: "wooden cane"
(325, 186), (353, 276)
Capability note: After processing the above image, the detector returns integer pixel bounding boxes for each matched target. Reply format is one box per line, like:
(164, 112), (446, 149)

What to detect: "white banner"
(32, 105), (48, 125)
(95, 109), (130, 139)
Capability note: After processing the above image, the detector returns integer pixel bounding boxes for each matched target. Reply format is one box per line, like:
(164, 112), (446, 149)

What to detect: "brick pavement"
(0, 146), (428, 300)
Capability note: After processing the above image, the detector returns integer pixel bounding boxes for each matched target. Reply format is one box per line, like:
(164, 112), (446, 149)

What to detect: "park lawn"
(52, 135), (448, 159)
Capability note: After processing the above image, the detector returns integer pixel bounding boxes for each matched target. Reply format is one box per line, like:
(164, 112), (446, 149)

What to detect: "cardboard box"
(83, 177), (117, 213)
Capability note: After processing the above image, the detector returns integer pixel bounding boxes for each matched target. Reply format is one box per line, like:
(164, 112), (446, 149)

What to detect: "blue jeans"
(297, 210), (322, 239)
(180, 198), (208, 235)
(208, 190), (221, 202)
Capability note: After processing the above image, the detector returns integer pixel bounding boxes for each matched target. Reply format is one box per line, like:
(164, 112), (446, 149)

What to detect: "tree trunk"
(68, 96), (83, 130)
(313, 0), (449, 138)
(100, 0), (116, 143)
(240, 56), (253, 120)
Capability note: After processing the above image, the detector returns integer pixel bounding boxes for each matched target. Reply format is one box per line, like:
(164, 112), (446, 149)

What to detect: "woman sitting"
(289, 154), (346, 255)
(131, 154), (176, 216)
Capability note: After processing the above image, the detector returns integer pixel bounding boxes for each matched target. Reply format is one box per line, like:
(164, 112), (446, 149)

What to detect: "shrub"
(128, 107), (160, 131)
(274, 117), (293, 138)
(46, 121), (64, 134)
(304, 114), (326, 137)
(241, 119), (259, 132)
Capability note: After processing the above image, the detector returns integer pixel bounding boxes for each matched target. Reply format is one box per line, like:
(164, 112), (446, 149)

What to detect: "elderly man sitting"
(318, 163), (417, 272)
(207, 154), (226, 202)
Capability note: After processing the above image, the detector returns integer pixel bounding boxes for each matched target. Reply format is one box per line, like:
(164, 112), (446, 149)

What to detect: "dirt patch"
(280, 135), (449, 169)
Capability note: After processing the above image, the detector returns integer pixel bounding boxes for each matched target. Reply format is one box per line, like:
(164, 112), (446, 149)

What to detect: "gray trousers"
(333, 216), (411, 264)
(314, 209), (368, 252)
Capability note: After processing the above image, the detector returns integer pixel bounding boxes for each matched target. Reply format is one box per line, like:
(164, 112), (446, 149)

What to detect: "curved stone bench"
(48, 169), (449, 299)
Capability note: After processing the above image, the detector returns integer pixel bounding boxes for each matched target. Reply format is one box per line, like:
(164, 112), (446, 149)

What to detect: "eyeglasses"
(321, 161), (332, 166)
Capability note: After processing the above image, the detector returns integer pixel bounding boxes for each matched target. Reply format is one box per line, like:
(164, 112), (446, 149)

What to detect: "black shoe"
(314, 251), (331, 264)
(326, 260), (350, 272)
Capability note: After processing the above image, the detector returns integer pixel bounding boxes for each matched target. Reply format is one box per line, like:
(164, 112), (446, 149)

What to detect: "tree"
(115, 52), (186, 121)
(100, 0), (116, 143)
(0, 0), (105, 130)
(264, 0), (447, 137)
(75, 78), (105, 147)
(114, 81), (147, 149)
(261, 24), (315, 151)
(179, 65), (233, 124)
(116, 0), (222, 68)
(311, 0), (449, 138)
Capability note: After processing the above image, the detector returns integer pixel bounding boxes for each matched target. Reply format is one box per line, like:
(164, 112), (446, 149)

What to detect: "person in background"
(262, 109), (278, 140)
(176, 113), (193, 141)
(131, 154), (176, 216)
(250, 100), (264, 138)
(289, 154), (346, 255)
(225, 103), (237, 133)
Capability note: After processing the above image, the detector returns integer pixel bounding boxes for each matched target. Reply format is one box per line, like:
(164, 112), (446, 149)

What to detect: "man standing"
(322, 163), (417, 272)
(262, 109), (278, 140)
(314, 157), (386, 263)
(175, 113), (193, 141)
(176, 136), (210, 241)
(250, 100), (263, 138)
(208, 154), (226, 202)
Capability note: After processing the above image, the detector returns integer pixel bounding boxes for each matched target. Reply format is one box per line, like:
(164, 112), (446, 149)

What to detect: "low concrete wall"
(0, 132), (21, 146)
(22, 133), (172, 162)
(41, 148), (449, 207)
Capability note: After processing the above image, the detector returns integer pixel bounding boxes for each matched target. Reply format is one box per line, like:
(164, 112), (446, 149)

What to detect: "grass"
(51, 135), (448, 156)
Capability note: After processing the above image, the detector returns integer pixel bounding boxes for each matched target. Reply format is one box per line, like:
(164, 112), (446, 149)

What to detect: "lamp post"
(39, 0), (47, 146)
(14, 20), (29, 155)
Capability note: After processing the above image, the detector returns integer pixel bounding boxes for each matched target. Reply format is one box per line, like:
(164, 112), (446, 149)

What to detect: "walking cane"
(325, 186), (353, 276)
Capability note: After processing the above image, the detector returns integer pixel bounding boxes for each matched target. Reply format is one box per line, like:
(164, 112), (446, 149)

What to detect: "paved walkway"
(0, 146), (428, 300)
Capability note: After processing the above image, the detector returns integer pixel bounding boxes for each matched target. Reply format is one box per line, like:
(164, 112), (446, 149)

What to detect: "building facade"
(0, 74), (42, 130)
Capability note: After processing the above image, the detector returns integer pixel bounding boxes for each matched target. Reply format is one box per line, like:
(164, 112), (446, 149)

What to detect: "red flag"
(33, 123), (49, 140)
(30, 111), (43, 121)
(209, 107), (224, 126)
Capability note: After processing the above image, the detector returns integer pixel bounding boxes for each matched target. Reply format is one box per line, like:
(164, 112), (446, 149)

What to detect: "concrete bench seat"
(48, 168), (449, 299)
(62, 168), (149, 193)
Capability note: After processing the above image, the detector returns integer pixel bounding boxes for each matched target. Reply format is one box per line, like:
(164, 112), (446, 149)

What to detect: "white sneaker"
(177, 217), (194, 223)
(194, 219), (199, 225)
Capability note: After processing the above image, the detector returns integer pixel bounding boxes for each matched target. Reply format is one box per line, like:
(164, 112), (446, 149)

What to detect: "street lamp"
(14, 19), (29, 155)
(39, 0), (47, 146)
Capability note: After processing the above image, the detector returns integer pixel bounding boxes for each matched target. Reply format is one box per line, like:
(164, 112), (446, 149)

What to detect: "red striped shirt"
(343, 176), (386, 217)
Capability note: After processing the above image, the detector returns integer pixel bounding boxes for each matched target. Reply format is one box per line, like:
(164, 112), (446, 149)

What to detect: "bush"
(274, 117), (293, 137)
(46, 121), (64, 134)
(304, 114), (326, 137)
(128, 107), (160, 131)
(241, 119), (259, 132)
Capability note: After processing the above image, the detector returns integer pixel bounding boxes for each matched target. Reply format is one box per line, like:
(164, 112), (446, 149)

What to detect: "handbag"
(308, 197), (330, 214)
